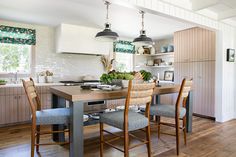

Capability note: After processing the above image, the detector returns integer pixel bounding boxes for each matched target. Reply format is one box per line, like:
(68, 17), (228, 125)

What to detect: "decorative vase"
(122, 80), (129, 88)
(46, 76), (53, 83)
(38, 76), (46, 83)
(150, 46), (155, 54)
(137, 47), (144, 54)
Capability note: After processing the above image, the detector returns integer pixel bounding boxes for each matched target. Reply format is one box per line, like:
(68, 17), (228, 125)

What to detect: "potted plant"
(140, 70), (153, 81)
(38, 71), (46, 83)
(46, 70), (53, 83)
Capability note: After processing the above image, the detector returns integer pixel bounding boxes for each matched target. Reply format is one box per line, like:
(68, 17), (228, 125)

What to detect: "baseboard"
(193, 113), (215, 121)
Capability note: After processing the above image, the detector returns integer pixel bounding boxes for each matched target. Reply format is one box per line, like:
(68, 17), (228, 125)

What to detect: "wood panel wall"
(174, 27), (216, 117)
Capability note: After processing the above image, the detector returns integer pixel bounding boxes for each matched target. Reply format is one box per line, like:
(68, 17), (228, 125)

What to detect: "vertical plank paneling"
(174, 27), (216, 117)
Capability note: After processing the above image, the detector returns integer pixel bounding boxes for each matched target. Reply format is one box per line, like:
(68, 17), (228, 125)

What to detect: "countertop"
(0, 82), (64, 88)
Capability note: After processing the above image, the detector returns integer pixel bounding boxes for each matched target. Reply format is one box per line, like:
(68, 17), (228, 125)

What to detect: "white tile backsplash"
(0, 20), (105, 81)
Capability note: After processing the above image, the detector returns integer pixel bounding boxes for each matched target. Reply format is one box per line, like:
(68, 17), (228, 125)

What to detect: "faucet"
(14, 71), (18, 84)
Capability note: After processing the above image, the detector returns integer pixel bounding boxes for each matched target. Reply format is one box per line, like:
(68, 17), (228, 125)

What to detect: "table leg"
(186, 91), (193, 133)
(52, 94), (66, 142)
(156, 95), (161, 104)
(70, 101), (84, 157)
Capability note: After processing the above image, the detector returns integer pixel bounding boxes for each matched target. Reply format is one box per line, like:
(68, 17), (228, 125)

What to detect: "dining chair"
(22, 78), (70, 157)
(150, 78), (192, 155)
(99, 80), (156, 157)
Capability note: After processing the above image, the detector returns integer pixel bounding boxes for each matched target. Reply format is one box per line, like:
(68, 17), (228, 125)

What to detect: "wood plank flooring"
(0, 116), (235, 157)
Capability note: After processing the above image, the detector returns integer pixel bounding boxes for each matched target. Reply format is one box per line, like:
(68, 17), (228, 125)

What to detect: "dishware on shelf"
(167, 45), (174, 52)
(150, 46), (155, 55)
(147, 60), (154, 66)
(160, 46), (167, 53)
(137, 46), (144, 54)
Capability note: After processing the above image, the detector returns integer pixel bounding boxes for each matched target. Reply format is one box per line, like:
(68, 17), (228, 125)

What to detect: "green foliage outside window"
(0, 43), (30, 73)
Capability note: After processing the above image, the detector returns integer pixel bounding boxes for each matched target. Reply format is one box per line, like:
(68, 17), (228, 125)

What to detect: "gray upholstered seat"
(36, 108), (70, 125)
(100, 111), (148, 131)
(150, 104), (186, 118)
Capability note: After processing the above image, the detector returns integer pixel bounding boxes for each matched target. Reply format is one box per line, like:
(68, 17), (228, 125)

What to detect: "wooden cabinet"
(174, 27), (215, 117)
(174, 27), (215, 63)
(0, 86), (53, 126)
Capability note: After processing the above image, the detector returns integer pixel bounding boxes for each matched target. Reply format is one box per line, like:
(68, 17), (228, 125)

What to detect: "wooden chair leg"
(36, 126), (40, 152)
(157, 116), (161, 138)
(124, 129), (129, 157)
(100, 122), (104, 157)
(175, 116), (180, 155)
(31, 125), (36, 157)
(146, 125), (152, 157)
(183, 116), (187, 145)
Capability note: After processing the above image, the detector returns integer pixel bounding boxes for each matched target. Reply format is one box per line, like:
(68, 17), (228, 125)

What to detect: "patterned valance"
(114, 40), (135, 54)
(0, 25), (36, 45)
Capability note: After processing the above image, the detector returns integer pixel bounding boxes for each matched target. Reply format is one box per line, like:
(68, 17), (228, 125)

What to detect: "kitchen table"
(50, 84), (193, 157)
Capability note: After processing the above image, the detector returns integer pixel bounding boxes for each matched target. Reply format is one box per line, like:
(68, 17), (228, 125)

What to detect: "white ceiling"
(0, 0), (194, 39)
(190, 0), (236, 27)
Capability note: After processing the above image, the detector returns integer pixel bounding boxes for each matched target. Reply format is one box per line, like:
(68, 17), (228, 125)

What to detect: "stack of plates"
(83, 115), (89, 122)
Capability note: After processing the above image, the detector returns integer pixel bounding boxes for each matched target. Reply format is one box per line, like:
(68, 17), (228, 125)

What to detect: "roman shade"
(0, 25), (36, 45)
(113, 40), (135, 54)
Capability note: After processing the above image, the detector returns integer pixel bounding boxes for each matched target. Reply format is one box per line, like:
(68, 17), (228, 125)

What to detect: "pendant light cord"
(105, 1), (110, 23)
(140, 11), (145, 31)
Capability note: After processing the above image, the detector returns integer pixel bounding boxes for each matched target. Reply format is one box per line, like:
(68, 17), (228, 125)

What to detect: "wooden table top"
(50, 85), (180, 102)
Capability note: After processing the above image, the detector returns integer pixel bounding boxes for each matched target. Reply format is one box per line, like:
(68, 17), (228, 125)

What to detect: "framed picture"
(164, 71), (174, 81)
(227, 49), (235, 62)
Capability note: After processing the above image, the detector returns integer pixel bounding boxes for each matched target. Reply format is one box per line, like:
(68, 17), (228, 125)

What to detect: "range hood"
(55, 24), (110, 55)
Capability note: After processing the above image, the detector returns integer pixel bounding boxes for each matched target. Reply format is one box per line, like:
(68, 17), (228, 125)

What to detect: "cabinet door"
(18, 95), (31, 122)
(174, 31), (188, 63)
(191, 61), (215, 117)
(5, 95), (18, 124)
(0, 95), (6, 125)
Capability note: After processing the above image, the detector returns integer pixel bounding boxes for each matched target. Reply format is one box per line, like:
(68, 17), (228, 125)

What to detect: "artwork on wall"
(164, 71), (174, 81)
(226, 49), (235, 62)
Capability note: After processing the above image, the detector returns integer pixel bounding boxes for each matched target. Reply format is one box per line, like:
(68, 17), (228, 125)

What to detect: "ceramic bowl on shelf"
(167, 45), (174, 52)
(160, 46), (167, 53)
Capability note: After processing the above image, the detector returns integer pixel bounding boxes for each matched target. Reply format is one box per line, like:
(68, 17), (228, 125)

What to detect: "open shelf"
(135, 65), (174, 68)
(135, 52), (174, 57)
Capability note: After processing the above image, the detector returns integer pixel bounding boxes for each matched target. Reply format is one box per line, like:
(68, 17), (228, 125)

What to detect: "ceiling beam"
(218, 9), (236, 20)
(191, 0), (220, 11)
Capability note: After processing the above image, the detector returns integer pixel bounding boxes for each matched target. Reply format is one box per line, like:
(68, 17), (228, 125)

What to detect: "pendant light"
(133, 11), (153, 45)
(95, 1), (119, 42)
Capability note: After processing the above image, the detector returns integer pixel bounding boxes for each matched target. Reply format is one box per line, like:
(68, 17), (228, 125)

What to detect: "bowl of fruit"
(0, 80), (7, 85)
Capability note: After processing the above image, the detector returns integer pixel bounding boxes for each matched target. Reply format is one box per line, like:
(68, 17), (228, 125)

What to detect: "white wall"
(0, 20), (106, 81)
(113, 0), (236, 122)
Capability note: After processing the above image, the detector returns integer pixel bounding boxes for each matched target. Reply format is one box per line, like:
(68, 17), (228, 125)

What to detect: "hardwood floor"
(0, 116), (235, 157)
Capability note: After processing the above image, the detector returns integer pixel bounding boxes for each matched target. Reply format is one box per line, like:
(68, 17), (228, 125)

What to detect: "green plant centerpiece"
(100, 70), (153, 88)
(100, 71), (134, 88)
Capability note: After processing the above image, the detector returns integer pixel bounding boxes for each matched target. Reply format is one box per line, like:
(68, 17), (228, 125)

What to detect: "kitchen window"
(0, 25), (36, 74)
(0, 43), (32, 73)
(115, 52), (133, 72)
(114, 40), (135, 72)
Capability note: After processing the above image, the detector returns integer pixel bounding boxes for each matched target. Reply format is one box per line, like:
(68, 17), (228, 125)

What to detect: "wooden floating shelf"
(135, 52), (174, 57)
(135, 65), (174, 68)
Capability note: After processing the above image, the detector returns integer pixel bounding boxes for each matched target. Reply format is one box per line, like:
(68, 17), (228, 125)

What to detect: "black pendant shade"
(95, 23), (119, 42)
(133, 11), (153, 45)
(95, 1), (119, 42)
(133, 30), (153, 45)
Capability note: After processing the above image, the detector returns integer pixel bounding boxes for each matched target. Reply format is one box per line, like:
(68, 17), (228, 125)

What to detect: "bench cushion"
(150, 104), (186, 118)
(36, 108), (70, 125)
(100, 111), (148, 131)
